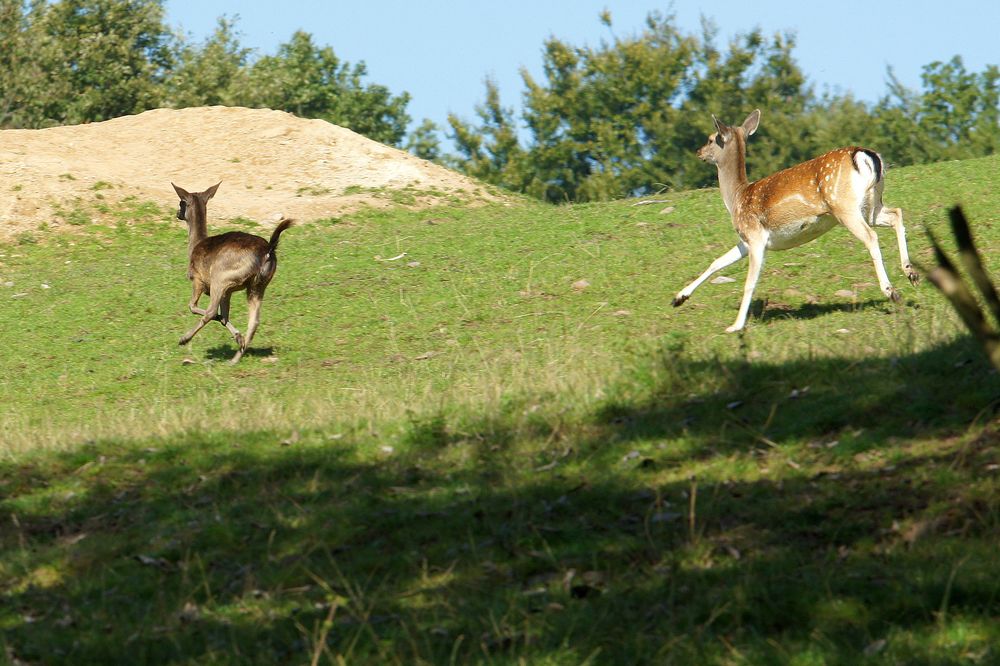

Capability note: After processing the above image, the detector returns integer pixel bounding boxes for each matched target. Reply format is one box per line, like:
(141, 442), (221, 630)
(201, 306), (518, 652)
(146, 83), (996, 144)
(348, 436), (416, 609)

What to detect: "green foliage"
(447, 77), (531, 193)
(4, 2), (997, 178)
(0, 0), (43, 127)
(166, 16), (251, 108)
(449, 11), (1000, 202)
(31, 0), (171, 125)
(169, 25), (413, 147)
(405, 118), (442, 161)
(675, 22), (814, 188)
(872, 57), (1000, 166)
(239, 31), (410, 146)
(447, 13), (821, 201)
(0, 2), (415, 148)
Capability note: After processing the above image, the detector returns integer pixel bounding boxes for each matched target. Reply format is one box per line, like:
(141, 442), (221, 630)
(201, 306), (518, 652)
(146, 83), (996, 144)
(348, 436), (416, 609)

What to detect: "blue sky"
(164, 0), (999, 143)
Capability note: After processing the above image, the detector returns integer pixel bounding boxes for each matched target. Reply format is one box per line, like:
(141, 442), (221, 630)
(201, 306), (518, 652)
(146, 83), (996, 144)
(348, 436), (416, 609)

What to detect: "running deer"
(172, 182), (293, 363)
(673, 109), (918, 332)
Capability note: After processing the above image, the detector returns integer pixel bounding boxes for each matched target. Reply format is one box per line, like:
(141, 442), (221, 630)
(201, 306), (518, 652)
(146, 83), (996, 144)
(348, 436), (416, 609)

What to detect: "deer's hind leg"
(187, 281), (207, 316)
(875, 206), (919, 285)
(229, 288), (266, 364)
(868, 181), (917, 286)
(834, 204), (900, 302)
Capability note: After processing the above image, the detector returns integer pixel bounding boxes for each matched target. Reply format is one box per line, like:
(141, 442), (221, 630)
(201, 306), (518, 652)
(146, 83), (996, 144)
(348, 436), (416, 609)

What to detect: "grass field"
(2, 155), (1000, 664)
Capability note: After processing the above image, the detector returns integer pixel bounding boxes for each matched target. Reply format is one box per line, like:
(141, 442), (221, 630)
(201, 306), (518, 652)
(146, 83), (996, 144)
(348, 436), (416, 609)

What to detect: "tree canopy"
(448, 12), (1000, 202)
(0, 0), (414, 147)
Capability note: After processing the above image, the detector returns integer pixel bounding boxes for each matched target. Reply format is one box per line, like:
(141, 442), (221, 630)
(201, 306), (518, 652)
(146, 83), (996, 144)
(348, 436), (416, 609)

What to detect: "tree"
(242, 31), (410, 146)
(517, 11), (699, 201)
(31, 0), (173, 125)
(676, 23), (814, 188)
(446, 11), (999, 202)
(1, 0), (174, 128)
(406, 119), (442, 162)
(167, 16), (251, 108)
(0, 0), (44, 127)
(0, 5), (419, 150)
(448, 12), (816, 201)
(917, 56), (1000, 159)
(447, 78), (530, 193)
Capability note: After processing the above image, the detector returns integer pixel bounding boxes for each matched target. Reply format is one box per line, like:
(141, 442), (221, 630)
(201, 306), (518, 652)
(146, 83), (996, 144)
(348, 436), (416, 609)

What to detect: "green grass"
(2, 155), (1000, 664)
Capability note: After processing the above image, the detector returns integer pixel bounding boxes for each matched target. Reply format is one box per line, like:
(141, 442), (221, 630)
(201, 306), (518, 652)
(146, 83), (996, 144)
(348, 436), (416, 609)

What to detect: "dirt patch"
(0, 106), (497, 239)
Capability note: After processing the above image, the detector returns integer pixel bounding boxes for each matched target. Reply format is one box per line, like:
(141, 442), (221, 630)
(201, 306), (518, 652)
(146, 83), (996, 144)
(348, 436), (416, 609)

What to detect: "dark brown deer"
(172, 182), (293, 363)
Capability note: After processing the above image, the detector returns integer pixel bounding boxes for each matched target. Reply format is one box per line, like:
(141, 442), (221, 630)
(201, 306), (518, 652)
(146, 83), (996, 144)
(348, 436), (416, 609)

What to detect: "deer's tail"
(268, 218), (294, 253)
(260, 218), (294, 278)
(852, 148), (884, 186)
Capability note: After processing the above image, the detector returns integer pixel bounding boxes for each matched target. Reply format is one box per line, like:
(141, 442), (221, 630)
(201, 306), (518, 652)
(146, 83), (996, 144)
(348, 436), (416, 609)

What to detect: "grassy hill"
(2, 155), (999, 664)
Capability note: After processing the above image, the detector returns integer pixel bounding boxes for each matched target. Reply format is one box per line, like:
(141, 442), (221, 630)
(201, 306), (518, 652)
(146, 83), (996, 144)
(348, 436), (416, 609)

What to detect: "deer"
(673, 109), (918, 332)
(172, 182), (293, 363)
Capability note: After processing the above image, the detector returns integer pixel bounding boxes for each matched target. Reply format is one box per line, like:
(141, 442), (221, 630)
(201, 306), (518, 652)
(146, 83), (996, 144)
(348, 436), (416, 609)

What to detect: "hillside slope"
(2, 151), (1000, 663)
(0, 106), (495, 239)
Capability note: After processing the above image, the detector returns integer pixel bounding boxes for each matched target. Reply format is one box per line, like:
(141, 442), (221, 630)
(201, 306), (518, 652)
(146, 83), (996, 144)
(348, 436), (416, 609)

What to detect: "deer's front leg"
(217, 294), (245, 350)
(673, 242), (748, 307)
(180, 291), (224, 346)
(727, 236), (767, 332)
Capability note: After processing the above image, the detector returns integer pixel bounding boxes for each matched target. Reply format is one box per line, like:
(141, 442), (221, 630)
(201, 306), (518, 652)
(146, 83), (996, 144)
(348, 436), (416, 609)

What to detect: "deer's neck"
(186, 217), (208, 259)
(716, 137), (750, 216)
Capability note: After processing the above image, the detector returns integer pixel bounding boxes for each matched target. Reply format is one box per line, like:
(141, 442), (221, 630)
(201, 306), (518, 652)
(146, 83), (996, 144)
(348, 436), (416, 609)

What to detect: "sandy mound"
(0, 106), (495, 239)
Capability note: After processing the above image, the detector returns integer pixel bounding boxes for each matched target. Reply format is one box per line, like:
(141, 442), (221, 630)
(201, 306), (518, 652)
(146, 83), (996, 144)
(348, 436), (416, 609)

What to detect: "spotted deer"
(173, 182), (293, 363)
(673, 109), (917, 332)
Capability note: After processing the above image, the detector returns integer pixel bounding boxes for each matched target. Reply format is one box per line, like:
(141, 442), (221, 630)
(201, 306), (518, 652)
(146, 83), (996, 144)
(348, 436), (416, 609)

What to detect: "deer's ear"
(171, 182), (190, 200)
(203, 181), (221, 200)
(712, 115), (734, 141)
(742, 109), (761, 137)
(712, 114), (727, 136)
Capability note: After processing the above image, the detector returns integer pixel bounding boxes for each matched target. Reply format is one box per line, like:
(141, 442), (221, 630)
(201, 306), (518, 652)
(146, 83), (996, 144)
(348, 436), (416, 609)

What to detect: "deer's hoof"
(887, 287), (902, 303)
(178, 335), (191, 346)
(906, 267), (920, 285)
(672, 294), (689, 307)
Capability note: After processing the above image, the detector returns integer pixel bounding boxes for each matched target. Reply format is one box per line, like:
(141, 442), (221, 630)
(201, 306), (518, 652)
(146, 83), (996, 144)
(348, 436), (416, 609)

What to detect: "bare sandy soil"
(0, 106), (495, 239)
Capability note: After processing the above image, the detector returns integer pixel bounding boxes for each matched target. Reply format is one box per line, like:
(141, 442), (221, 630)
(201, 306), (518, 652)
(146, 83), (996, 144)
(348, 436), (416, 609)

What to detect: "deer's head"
(172, 182), (221, 226)
(697, 109), (760, 165)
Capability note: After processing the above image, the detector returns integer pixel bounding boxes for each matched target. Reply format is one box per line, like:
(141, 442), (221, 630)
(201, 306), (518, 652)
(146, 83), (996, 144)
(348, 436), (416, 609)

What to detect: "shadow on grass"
(755, 296), (903, 323)
(203, 344), (275, 361)
(2, 337), (999, 664)
(592, 335), (999, 463)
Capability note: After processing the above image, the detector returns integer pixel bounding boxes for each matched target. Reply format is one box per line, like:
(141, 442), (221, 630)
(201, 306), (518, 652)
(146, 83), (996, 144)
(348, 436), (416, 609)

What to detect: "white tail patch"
(852, 151), (881, 190)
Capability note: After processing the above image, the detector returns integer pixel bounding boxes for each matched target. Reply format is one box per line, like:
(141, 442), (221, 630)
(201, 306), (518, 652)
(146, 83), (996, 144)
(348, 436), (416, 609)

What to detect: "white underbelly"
(767, 214), (838, 250)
